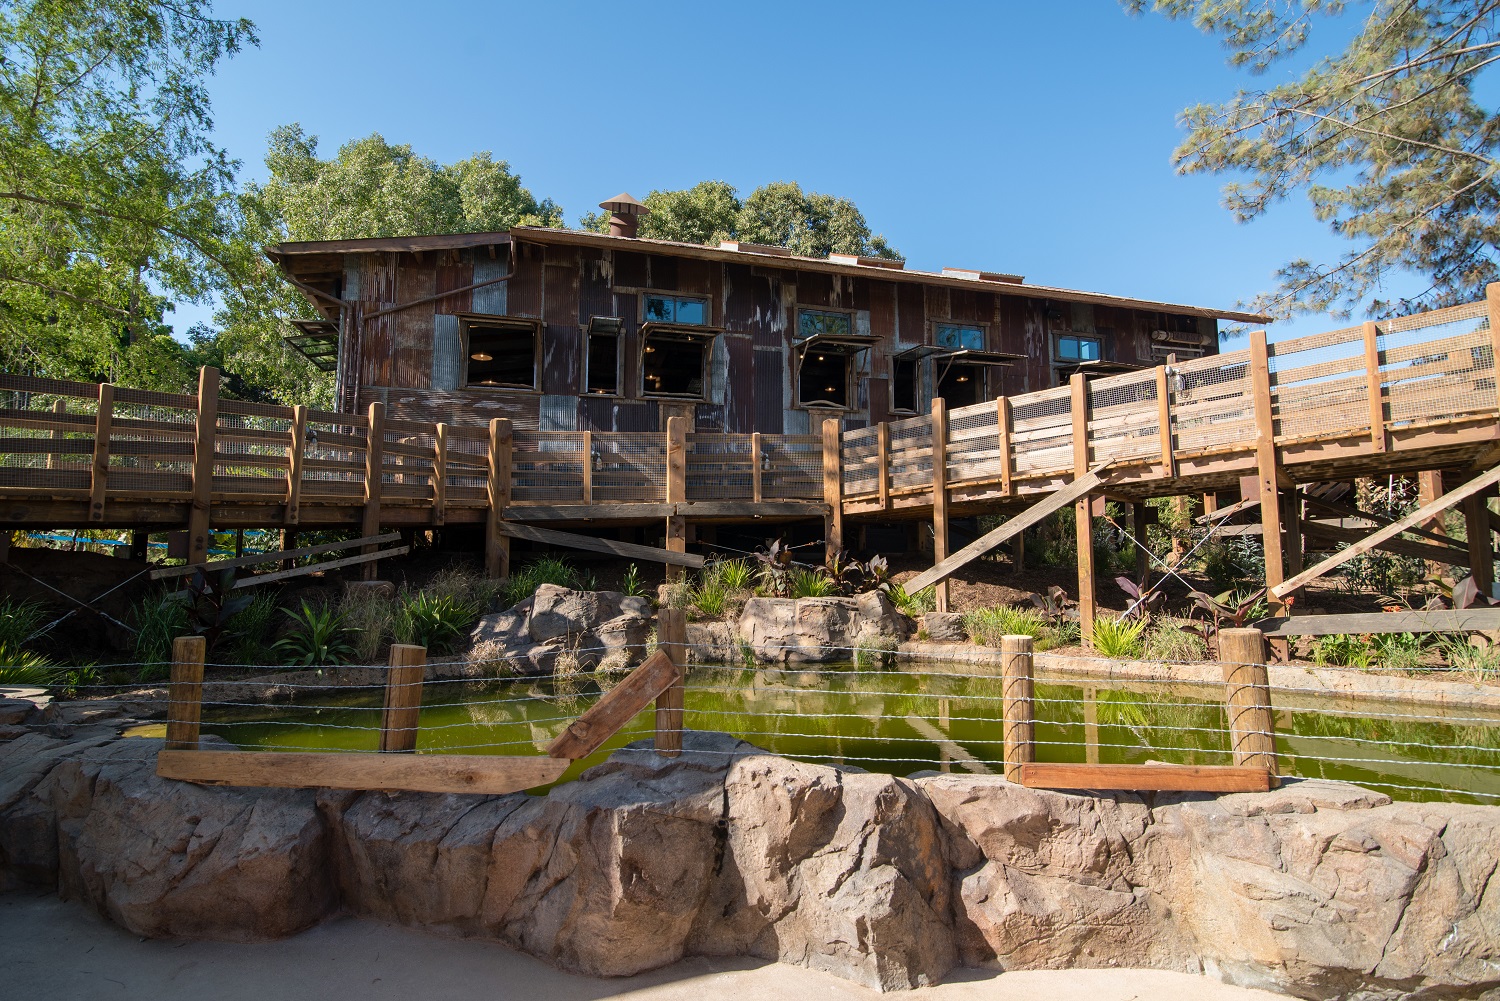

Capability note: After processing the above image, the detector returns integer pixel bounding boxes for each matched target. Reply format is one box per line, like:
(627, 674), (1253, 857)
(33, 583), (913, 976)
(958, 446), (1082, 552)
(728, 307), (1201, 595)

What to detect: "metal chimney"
(599, 192), (649, 239)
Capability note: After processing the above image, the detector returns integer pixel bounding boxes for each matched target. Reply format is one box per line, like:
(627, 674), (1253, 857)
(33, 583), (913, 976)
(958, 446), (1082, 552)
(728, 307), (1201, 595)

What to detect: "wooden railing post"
(379, 643), (426, 753)
(751, 431), (764, 503)
(188, 367), (219, 565)
(1001, 634), (1034, 782)
(165, 635), (206, 750)
(665, 416), (687, 583)
(1155, 364), (1176, 479)
(285, 404), (306, 526)
(1249, 330), (1290, 648)
(432, 422), (448, 526)
(1219, 628), (1278, 781)
(90, 383), (113, 522)
(1486, 282), (1500, 414)
(1362, 321), (1387, 452)
(876, 421), (891, 510)
(1069, 373), (1096, 642)
(655, 606), (686, 757)
(581, 429), (593, 504)
(361, 401), (385, 581)
(486, 417), (512, 580)
(822, 418), (843, 561)
(931, 398), (951, 612)
(995, 396), (1012, 497)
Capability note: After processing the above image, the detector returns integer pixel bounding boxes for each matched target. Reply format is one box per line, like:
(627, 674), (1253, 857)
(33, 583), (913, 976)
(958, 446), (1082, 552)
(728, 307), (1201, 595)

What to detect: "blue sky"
(184, 1), (1419, 345)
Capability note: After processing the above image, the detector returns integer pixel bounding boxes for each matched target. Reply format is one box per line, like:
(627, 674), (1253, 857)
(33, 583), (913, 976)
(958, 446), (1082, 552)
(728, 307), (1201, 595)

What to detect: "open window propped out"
(463, 315), (542, 390)
(796, 331), (875, 410)
(935, 348), (1021, 409)
(641, 323), (720, 400)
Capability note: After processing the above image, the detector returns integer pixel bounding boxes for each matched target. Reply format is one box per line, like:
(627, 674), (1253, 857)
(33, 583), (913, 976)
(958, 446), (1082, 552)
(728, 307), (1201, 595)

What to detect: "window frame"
(583, 316), (624, 398)
(1054, 333), (1102, 364)
(640, 291), (712, 327)
(890, 354), (920, 415)
(639, 324), (718, 402)
(795, 343), (857, 412)
(932, 320), (989, 352)
(458, 313), (544, 393)
(795, 307), (855, 342)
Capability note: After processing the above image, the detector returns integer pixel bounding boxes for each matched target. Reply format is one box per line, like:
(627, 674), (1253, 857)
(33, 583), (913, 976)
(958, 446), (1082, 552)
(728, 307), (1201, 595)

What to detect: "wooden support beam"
(1362, 321), (1387, 452)
(655, 606), (686, 757)
(1219, 628), (1278, 779)
(547, 648), (682, 760)
(151, 532), (401, 579)
(1195, 495), (1257, 525)
(361, 400), (385, 581)
(1133, 502), (1150, 587)
(1001, 634), (1034, 783)
(1300, 520), (1470, 566)
(996, 396), (1013, 497)
(1274, 462), (1500, 597)
(876, 421), (890, 509)
(492, 521), (705, 567)
(1258, 607), (1500, 637)
(903, 461), (1112, 594)
(1017, 762), (1272, 793)
(581, 429), (593, 505)
(165, 635), (205, 751)
(1155, 365), (1176, 479)
(188, 367), (219, 565)
(931, 398), (951, 613)
(822, 418), (842, 561)
(1070, 373), (1096, 641)
(665, 415), (687, 583)
(751, 432), (764, 504)
(1249, 332), (1288, 631)
(486, 418), (512, 580)
(1465, 491), (1495, 596)
(157, 750), (569, 795)
(231, 545), (409, 588)
(285, 404), (306, 525)
(89, 383), (113, 522)
(379, 644), (426, 753)
(1301, 493), (1463, 550)
(431, 422), (448, 526)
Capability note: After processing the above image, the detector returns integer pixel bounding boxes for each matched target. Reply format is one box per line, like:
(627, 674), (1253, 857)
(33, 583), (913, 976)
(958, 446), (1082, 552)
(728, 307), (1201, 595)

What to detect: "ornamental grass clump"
(1089, 615), (1149, 659)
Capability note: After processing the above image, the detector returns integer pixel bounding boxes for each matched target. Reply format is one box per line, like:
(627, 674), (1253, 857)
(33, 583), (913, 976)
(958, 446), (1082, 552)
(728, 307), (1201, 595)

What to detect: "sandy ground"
(3, 893), (1290, 1001)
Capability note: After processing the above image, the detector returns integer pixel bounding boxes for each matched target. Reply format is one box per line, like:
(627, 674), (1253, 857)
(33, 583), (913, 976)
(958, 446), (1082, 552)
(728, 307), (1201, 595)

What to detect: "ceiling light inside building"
(470, 351), (493, 362)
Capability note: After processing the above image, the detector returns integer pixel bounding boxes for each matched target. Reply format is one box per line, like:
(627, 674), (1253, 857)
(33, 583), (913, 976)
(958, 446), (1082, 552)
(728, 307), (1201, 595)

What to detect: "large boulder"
(467, 586), (654, 676)
(739, 591), (910, 663)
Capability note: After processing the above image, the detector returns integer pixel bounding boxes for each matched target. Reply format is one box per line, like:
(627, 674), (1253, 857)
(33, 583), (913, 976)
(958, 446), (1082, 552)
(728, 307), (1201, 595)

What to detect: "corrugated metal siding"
(723, 334), (755, 432)
(434, 254), (474, 314)
(542, 323), (581, 396)
(508, 242), (544, 317)
(753, 347), (784, 433)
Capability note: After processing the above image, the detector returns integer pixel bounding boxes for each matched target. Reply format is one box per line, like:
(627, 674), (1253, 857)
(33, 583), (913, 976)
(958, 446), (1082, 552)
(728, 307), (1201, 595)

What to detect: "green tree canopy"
(581, 179), (900, 260)
(1135, 1), (1500, 318)
(0, 0), (257, 388)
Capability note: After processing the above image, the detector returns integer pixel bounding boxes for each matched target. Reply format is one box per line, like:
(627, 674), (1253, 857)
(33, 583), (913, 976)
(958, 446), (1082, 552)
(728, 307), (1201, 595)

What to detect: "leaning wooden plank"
(1195, 496), (1259, 524)
(151, 532), (402, 579)
(1301, 520), (1470, 567)
(495, 521), (706, 568)
(547, 649), (682, 760)
(157, 750), (569, 794)
(1017, 762), (1272, 793)
(1257, 608), (1500, 638)
(1273, 462), (1500, 598)
(231, 546), (409, 587)
(902, 461), (1113, 594)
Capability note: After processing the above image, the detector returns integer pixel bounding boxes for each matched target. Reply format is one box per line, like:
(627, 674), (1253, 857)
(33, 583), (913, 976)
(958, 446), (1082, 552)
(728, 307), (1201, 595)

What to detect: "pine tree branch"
(1275, 106), (1495, 167)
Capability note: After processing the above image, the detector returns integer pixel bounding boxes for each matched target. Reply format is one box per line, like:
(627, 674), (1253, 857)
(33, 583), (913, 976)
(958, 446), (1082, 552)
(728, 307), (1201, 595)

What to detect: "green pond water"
(196, 664), (1500, 804)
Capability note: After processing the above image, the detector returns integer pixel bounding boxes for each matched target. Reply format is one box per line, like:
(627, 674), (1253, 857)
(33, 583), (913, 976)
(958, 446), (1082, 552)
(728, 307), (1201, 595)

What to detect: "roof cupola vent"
(599, 192), (649, 239)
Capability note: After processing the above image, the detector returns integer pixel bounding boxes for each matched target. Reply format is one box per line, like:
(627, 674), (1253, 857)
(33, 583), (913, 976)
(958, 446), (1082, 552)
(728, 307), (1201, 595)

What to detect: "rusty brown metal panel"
(614, 250), (649, 288)
(851, 276), (871, 312)
(676, 257), (714, 296)
(948, 288), (982, 324)
(797, 271), (834, 308)
(725, 263), (784, 350)
(723, 333), (755, 432)
(542, 323), (581, 396)
(752, 348), (784, 433)
(868, 280), (898, 379)
(434, 254), (475, 315)
(896, 282), (925, 345)
(868, 376), (889, 425)
(391, 259), (436, 388)
(508, 241), (545, 317)
(647, 253), (677, 290)
(544, 244), (579, 325)
(577, 247), (613, 325)
(360, 386), (541, 431)
(616, 294), (639, 398)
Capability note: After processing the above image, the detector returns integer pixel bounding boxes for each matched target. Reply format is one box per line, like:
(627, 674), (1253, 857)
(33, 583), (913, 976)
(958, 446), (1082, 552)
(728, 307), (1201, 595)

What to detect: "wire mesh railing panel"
(887, 413), (934, 492)
(687, 433), (753, 501)
(592, 432), (666, 502)
(0, 378), (101, 492)
(105, 397), (198, 497)
(841, 424), (880, 497)
(1171, 350), (1255, 456)
(762, 434), (822, 499)
(300, 414), (368, 500)
(1009, 386), (1072, 477)
(444, 428), (492, 505)
(1377, 302), (1495, 428)
(214, 411), (293, 499)
(946, 399), (1003, 485)
(1087, 369), (1160, 464)
(511, 431), (586, 503)
(1267, 325), (1367, 443)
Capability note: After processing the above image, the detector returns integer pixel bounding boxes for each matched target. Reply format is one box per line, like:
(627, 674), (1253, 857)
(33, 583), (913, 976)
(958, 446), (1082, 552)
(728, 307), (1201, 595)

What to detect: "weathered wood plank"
(230, 546), (410, 588)
(156, 750), (569, 794)
(150, 532), (402, 578)
(547, 649), (682, 760)
(1257, 608), (1500, 637)
(494, 521), (706, 566)
(1016, 762), (1273, 793)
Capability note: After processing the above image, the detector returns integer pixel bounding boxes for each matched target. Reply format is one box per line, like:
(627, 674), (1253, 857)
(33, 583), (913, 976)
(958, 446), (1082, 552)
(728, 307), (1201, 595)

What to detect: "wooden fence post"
(1362, 321), (1387, 452)
(486, 417), (512, 580)
(90, 383), (113, 522)
(1219, 628), (1278, 781)
(581, 429), (594, 504)
(822, 418), (842, 561)
(751, 431), (764, 503)
(655, 606), (687, 757)
(876, 421), (891, 510)
(930, 398), (951, 613)
(379, 643), (426, 753)
(361, 401), (385, 581)
(1069, 374), (1096, 642)
(1488, 282), (1500, 415)
(285, 404), (306, 526)
(665, 416), (687, 583)
(1001, 634), (1035, 782)
(996, 395), (1013, 498)
(1155, 365), (1176, 479)
(165, 635), (206, 750)
(1249, 330), (1290, 656)
(188, 367), (219, 565)
(432, 422), (448, 525)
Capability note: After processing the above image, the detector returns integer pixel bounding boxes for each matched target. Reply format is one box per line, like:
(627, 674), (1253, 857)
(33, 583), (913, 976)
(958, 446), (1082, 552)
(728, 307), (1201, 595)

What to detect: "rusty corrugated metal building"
(272, 195), (1266, 433)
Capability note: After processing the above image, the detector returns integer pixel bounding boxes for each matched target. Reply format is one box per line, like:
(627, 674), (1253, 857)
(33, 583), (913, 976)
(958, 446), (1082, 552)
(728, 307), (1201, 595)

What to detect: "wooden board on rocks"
(156, 749), (569, 794)
(547, 649), (682, 760)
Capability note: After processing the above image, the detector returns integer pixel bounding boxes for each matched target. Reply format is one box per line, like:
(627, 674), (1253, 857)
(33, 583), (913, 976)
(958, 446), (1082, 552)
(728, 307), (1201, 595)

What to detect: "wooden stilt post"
(130, 530), (148, 562)
(655, 606), (687, 757)
(1070, 374), (1096, 642)
(1001, 634), (1034, 782)
(665, 416), (687, 583)
(486, 418), (513, 580)
(1465, 491), (1495, 597)
(1419, 470), (1448, 575)
(379, 644), (426, 753)
(1248, 332), (1289, 657)
(822, 418), (843, 562)
(581, 429), (594, 505)
(432, 422), (448, 525)
(89, 383), (113, 523)
(165, 635), (206, 751)
(876, 421), (890, 510)
(1133, 501), (1150, 588)
(188, 367), (219, 565)
(1218, 628), (1278, 781)
(1362, 321), (1388, 452)
(361, 401), (385, 581)
(931, 398), (951, 613)
(1155, 364), (1176, 479)
(751, 432), (764, 504)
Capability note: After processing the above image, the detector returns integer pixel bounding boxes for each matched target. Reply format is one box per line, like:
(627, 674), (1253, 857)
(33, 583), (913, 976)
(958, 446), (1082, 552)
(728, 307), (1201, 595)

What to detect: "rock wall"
(2, 730), (1497, 998)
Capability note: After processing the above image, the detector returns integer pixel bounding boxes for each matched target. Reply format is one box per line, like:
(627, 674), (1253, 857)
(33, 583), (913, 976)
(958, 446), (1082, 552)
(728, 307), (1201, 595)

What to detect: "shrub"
(1090, 616), (1149, 659)
(1371, 632), (1424, 674)
(338, 585), (398, 663)
(962, 606), (1048, 648)
(226, 589), (283, 666)
(500, 556), (580, 608)
(1441, 637), (1500, 682)
(788, 568), (836, 598)
(132, 588), (190, 679)
(888, 583), (936, 617)
(690, 579), (729, 618)
(853, 635), (899, 670)
(273, 601), (357, 666)
(0, 597), (46, 650)
(713, 559), (756, 592)
(393, 590), (480, 654)
(1313, 633), (1373, 669)
(427, 564), (502, 613)
(620, 563), (648, 598)
(1144, 620), (1208, 662)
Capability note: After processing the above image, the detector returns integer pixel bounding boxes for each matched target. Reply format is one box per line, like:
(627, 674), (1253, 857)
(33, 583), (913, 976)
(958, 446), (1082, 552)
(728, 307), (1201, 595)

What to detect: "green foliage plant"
(620, 564), (647, 599)
(338, 584), (397, 663)
(393, 591), (479, 655)
(132, 587), (191, 680)
(1313, 633), (1374, 670)
(1090, 616), (1149, 659)
(226, 589), (282, 665)
(788, 568), (836, 598)
(888, 583), (936, 617)
(1144, 619), (1209, 662)
(1441, 637), (1500, 683)
(962, 606), (1048, 648)
(273, 601), (356, 666)
(500, 556), (581, 609)
(690, 579), (729, 619)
